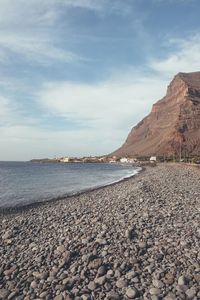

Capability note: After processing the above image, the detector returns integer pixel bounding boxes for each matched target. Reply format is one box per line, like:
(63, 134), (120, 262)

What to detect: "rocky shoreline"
(0, 164), (199, 300)
(0, 166), (143, 217)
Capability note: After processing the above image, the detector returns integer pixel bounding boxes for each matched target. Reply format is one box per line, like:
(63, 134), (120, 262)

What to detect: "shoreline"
(0, 166), (143, 216)
(0, 163), (199, 299)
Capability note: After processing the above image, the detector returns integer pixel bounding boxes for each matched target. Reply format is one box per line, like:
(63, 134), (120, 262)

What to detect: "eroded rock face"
(113, 72), (200, 157)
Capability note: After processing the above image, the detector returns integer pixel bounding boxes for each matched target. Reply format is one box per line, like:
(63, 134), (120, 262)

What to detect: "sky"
(1, 0), (200, 160)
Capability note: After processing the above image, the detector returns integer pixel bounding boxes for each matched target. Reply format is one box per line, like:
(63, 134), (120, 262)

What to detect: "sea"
(0, 161), (141, 209)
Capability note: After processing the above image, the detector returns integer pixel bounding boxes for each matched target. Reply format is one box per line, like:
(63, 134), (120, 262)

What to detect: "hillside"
(112, 72), (200, 158)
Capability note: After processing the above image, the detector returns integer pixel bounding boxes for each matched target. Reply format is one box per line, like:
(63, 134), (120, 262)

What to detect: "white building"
(60, 157), (70, 163)
(120, 157), (128, 163)
(150, 156), (156, 162)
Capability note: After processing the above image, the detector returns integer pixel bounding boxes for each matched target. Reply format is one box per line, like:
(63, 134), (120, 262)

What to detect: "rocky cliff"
(112, 72), (200, 158)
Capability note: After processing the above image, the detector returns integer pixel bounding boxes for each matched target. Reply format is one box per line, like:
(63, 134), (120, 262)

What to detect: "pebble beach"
(0, 164), (200, 300)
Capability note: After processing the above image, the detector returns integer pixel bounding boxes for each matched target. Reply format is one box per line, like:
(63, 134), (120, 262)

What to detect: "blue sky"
(1, 0), (200, 160)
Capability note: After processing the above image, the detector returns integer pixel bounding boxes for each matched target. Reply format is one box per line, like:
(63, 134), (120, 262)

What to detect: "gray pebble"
(88, 281), (96, 291)
(126, 287), (138, 298)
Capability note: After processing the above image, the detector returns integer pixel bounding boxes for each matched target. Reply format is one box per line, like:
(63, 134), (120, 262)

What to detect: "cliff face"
(113, 72), (200, 157)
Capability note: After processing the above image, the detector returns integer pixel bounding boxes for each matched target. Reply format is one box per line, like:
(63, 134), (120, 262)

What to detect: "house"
(60, 157), (70, 163)
(150, 156), (156, 162)
(120, 157), (128, 163)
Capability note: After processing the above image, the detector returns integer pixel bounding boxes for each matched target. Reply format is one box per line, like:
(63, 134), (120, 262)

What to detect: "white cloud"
(0, 0), (131, 65)
(151, 35), (200, 76)
(37, 74), (167, 147)
(0, 97), (11, 119)
(0, 94), (43, 128)
(0, 0), (106, 28)
(0, 33), (76, 65)
(0, 125), (119, 160)
(61, 0), (104, 10)
(0, 0), (138, 63)
(0, 0), (82, 64)
(59, 0), (132, 14)
(0, 96), (18, 124)
(38, 76), (166, 128)
(0, 70), (168, 160)
(0, 0), (100, 18)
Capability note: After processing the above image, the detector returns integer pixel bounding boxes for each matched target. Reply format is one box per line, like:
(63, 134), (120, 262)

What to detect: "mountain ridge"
(112, 71), (200, 158)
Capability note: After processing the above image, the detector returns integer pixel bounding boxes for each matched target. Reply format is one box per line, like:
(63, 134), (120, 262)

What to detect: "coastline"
(0, 164), (199, 299)
(0, 166), (142, 216)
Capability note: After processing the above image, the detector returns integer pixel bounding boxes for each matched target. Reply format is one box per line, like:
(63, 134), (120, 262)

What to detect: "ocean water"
(0, 162), (140, 209)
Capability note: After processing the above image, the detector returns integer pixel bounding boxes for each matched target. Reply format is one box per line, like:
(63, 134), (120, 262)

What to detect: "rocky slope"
(113, 72), (200, 158)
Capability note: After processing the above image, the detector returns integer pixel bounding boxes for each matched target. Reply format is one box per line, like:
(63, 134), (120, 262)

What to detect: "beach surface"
(0, 164), (199, 300)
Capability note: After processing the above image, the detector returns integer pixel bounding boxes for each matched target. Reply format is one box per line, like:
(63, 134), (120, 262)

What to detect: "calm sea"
(0, 162), (140, 209)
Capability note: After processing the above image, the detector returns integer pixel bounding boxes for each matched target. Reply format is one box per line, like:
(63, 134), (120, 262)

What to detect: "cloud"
(0, 124), (120, 160)
(61, 0), (104, 11)
(0, 97), (11, 120)
(0, 68), (169, 160)
(0, 33), (77, 65)
(0, 0), (132, 65)
(150, 35), (200, 76)
(0, 0), (82, 65)
(0, 94), (44, 128)
(0, 96), (19, 125)
(0, 0), (106, 27)
(37, 74), (167, 141)
(59, 0), (133, 14)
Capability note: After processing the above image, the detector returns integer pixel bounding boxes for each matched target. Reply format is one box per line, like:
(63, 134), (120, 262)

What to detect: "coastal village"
(53, 156), (138, 164)
(31, 154), (200, 164)
(31, 156), (139, 164)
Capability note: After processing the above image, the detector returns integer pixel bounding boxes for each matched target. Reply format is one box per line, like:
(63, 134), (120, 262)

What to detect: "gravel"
(0, 163), (199, 299)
